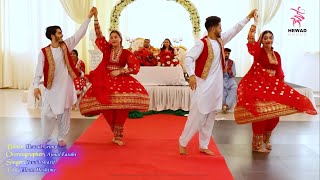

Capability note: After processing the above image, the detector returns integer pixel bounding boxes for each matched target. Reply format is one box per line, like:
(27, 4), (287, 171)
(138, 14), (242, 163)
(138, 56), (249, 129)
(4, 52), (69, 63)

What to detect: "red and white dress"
(158, 50), (179, 67)
(234, 37), (317, 124)
(79, 38), (150, 116)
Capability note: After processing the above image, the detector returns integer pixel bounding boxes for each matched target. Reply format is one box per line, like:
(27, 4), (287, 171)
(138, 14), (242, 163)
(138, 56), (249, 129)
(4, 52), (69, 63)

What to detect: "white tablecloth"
(145, 86), (193, 111)
(144, 86), (317, 112)
(132, 65), (187, 86)
(26, 79), (316, 112)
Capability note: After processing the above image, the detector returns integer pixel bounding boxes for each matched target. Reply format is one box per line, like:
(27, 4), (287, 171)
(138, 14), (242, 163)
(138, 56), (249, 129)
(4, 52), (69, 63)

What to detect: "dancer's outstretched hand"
(88, 7), (97, 19)
(247, 9), (258, 19)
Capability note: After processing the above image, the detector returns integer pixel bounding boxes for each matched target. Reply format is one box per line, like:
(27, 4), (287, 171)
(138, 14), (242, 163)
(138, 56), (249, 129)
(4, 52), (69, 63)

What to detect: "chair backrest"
(129, 38), (145, 52)
(175, 45), (187, 72)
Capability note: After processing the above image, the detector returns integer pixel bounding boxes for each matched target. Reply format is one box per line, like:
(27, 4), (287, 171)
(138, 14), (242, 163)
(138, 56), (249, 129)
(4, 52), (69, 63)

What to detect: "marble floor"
(0, 89), (319, 180)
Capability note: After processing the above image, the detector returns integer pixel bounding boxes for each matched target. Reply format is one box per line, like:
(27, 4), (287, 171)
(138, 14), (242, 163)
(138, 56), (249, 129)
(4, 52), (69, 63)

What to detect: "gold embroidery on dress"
(60, 43), (77, 79)
(252, 134), (264, 150)
(106, 65), (121, 70)
(234, 101), (298, 124)
(44, 47), (55, 89)
(79, 93), (150, 114)
(110, 47), (123, 63)
(266, 50), (278, 65)
(201, 38), (214, 79)
(265, 69), (276, 76)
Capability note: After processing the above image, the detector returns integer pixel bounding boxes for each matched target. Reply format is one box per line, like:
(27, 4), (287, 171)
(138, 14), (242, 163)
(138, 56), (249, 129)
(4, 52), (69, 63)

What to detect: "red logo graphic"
(290, 6), (305, 28)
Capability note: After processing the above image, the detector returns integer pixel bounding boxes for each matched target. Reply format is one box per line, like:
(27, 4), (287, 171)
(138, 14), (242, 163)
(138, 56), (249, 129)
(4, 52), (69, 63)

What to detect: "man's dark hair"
(224, 48), (231, 52)
(45, 26), (61, 40)
(205, 16), (221, 31)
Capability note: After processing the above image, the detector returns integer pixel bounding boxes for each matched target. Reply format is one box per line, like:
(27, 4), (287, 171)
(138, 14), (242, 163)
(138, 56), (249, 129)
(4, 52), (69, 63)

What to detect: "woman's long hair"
(160, 38), (174, 54)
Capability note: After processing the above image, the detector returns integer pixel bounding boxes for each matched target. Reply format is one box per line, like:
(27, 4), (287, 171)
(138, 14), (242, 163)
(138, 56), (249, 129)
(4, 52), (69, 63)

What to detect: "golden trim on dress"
(44, 47), (55, 89)
(201, 37), (214, 79)
(61, 43), (77, 79)
(80, 93), (150, 115)
(234, 101), (298, 124)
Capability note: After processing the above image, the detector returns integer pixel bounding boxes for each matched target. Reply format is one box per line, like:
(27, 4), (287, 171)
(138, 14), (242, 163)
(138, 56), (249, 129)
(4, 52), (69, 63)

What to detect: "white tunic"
(33, 19), (91, 115)
(185, 18), (249, 114)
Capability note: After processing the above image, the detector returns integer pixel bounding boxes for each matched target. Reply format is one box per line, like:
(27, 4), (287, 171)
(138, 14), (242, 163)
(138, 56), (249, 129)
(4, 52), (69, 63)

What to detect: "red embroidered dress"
(234, 25), (317, 124)
(73, 60), (86, 96)
(79, 27), (149, 116)
(134, 47), (157, 66)
(158, 50), (179, 67)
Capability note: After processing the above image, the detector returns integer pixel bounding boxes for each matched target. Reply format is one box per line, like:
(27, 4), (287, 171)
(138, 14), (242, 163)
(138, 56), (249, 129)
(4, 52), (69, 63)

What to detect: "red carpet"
(43, 114), (233, 180)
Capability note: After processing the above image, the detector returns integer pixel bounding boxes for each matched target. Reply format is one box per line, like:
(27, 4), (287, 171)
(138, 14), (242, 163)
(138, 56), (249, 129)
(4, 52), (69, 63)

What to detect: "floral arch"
(109, 0), (201, 38)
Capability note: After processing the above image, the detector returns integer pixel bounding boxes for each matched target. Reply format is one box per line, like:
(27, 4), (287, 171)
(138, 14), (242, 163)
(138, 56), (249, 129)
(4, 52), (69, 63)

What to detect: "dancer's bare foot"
(199, 148), (215, 156)
(252, 147), (270, 153)
(112, 138), (125, 146)
(179, 144), (187, 155)
(265, 142), (272, 150)
(58, 140), (67, 147)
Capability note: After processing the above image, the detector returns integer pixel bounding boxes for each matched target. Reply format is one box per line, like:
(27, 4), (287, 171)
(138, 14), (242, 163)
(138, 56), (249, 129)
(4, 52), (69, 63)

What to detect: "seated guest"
(222, 48), (237, 113)
(71, 49), (86, 110)
(134, 39), (157, 66)
(157, 38), (179, 67)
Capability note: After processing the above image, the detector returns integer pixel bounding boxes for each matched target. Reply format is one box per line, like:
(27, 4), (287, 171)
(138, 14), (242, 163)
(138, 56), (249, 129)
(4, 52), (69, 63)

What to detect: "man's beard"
(56, 37), (63, 42)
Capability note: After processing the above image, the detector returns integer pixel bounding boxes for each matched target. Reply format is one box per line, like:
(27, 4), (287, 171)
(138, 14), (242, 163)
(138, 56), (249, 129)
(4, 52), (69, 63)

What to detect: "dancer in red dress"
(234, 13), (317, 152)
(79, 9), (149, 146)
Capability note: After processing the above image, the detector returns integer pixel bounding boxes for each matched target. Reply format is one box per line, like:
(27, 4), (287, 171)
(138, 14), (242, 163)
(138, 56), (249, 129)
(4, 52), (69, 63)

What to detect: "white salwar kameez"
(33, 18), (91, 142)
(179, 18), (249, 149)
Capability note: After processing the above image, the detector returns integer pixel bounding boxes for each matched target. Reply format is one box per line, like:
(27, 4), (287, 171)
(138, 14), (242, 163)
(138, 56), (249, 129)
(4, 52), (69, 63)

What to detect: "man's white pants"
(41, 99), (70, 142)
(179, 103), (216, 149)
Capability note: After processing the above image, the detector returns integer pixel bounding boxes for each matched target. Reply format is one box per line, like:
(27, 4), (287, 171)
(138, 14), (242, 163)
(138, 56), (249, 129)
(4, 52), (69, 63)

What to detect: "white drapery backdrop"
(0, 0), (76, 89)
(250, 0), (282, 34)
(59, 0), (92, 24)
(264, 0), (319, 91)
(59, 0), (92, 73)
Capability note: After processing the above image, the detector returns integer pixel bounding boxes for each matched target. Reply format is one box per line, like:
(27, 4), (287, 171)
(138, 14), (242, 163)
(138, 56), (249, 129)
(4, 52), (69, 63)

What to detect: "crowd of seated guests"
(133, 38), (180, 67)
